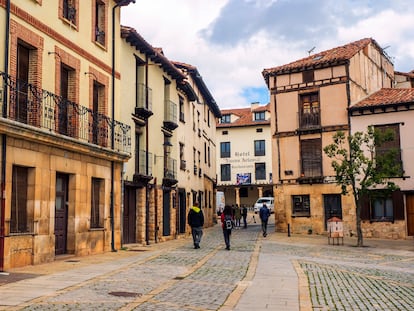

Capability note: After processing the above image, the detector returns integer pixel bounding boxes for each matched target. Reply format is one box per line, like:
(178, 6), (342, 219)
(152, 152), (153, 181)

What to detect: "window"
(222, 131), (228, 135)
(300, 139), (322, 178)
(179, 96), (185, 122)
(208, 145), (211, 167)
(91, 81), (107, 146)
(256, 128), (263, 133)
(91, 178), (104, 228)
(94, 0), (106, 46)
(374, 124), (403, 177)
(62, 0), (77, 25)
(221, 164), (231, 181)
(292, 195), (310, 217)
(11, 166), (34, 234)
(179, 143), (186, 170)
(255, 162), (266, 180)
(300, 92), (320, 128)
(220, 142), (231, 158)
(254, 111), (265, 121)
(221, 114), (230, 123)
(303, 70), (314, 83)
(15, 43), (30, 124)
(254, 140), (265, 156)
(361, 190), (404, 222)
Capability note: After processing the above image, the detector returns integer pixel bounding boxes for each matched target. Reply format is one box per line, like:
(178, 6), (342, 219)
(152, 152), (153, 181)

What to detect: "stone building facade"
(120, 27), (220, 245)
(263, 38), (413, 239)
(0, 0), (133, 270)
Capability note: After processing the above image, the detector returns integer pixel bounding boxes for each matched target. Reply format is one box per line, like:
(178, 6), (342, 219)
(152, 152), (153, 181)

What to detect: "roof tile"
(350, 88), (414, 109)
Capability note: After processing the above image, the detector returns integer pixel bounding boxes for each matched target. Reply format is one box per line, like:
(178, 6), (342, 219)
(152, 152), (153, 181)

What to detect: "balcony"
(163, 99), (178, 131)
(133, 149), (153, 186)
(298, 109), (321, 134)
(134, 83), (153, 120)
(0, 72), (131, 154)
(163, 157), (177, 187)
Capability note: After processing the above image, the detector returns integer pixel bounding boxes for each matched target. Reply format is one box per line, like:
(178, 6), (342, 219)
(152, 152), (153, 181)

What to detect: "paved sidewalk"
(0, 215), (413, 310)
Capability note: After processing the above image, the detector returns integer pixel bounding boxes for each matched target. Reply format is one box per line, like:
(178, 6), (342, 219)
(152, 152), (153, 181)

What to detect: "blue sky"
(122, 0), (414, 109)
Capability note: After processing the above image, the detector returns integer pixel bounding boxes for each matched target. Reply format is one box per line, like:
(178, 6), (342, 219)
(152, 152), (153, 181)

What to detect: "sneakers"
(194, 244), (200, 249)
(225, 245), (230, 250)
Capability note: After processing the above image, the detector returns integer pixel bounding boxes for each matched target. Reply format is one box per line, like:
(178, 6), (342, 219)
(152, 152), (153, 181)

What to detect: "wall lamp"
(84, 72), (98, 80)
(48, 51), (61, 60)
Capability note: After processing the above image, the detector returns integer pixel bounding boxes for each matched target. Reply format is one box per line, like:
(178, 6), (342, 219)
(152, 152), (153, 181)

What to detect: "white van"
(216, 191), (225, 215)
(254, 197), (274, 214)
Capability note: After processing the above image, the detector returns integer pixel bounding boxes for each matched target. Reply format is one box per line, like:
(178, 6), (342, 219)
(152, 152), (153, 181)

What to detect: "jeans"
(191, 227), (203, 247)
(223, 228), (232, 248)
(261, 219), (268, 236)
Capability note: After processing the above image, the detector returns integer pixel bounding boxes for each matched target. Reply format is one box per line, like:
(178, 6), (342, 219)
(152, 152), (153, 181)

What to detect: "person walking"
(188, 202), (204, 249)
(241, 205), (248, 228)
(259, 203), (270, 237)
(234, 204), (241, 228)
(221, 205), (234, 250)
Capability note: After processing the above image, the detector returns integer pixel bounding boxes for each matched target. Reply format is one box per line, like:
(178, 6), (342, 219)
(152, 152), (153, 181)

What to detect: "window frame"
(374, 124), (403, 177)
(254, 111), (265, 121)
(254, 140), (265, 156)
(221, 114), (231, 124)
(300, 138), (322, 178)
(11, 165), (34, 234)
(90, 177), (104, 229)
(220, 141), (231, 158)
(255, 162), (266, 180)
(299, 92), (320, 128)
(221, 164), (231, 181)
(292, 195), (311, 217)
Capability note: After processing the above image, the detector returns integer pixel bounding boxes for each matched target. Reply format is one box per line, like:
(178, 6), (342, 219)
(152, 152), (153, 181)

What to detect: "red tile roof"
(350, 88), (414, 110)
(217, 104), (270, 128)
(263, 38), (378, 78)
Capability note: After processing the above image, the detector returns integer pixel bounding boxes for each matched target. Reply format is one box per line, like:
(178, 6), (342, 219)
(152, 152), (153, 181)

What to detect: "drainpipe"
(0, 0), (11, 272)
(145, 55), (150, 245)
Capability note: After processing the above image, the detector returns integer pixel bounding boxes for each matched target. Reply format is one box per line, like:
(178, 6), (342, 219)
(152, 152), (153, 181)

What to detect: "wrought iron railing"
(164, 99), (177, 124)
(137, 149), (152, 176)
(0, 71), (131, 154)
(137, 83), (152, 111)
(165, 157), (177, 180)
(298, 109), (321, 129)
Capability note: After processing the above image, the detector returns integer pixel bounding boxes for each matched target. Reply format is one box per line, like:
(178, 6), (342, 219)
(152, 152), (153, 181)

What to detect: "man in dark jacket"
(188, 202), (204, 249)
(259, 203), (270, 237)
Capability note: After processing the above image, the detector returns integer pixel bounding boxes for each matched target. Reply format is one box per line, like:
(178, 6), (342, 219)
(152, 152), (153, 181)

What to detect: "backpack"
(224, 214), (233, 230)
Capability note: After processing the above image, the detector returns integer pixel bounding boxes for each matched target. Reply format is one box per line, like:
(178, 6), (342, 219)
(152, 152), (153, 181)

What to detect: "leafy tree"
(323, 126), (401, 246)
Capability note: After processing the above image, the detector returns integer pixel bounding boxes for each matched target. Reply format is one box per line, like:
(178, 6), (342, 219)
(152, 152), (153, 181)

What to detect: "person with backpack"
(259, 203), (271, 237)
(188, 202), (204, 249)
(221, 205), (234, 250)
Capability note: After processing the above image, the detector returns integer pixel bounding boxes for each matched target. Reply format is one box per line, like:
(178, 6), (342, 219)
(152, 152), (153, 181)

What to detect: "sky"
(121, 0), (414, 109)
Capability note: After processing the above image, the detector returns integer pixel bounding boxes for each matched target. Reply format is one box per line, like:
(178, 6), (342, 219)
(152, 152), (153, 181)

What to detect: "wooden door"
(55, 173), (68, 255)
(407, 194), (414, 236)
(323, 194), (342, 230)
(122, 186), (137, 244)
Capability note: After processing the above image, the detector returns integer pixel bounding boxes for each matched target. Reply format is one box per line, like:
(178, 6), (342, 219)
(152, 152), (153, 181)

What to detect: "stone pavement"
(0, 214), (413, 310)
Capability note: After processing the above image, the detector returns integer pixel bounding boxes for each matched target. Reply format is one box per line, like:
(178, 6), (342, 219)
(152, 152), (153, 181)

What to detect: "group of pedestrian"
(187, 201), (271, 250)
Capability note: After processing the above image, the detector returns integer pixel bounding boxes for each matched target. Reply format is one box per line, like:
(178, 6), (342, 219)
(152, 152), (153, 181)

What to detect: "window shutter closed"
(359, 193), (370, 220)
(393, 190), (404, 220)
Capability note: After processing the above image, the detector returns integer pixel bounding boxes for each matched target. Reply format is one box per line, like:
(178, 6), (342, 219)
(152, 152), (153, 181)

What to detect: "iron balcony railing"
(164, 99), (177, 124)
(165, 157), (177, 180)
(137, 149), (153, 176)
(0, 71), (131, 154)
(137, 83), (152, 111)
(298, 108), (321, 129)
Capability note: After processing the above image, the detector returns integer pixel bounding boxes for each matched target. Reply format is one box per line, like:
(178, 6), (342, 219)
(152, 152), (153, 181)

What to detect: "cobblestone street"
(1, 215), (413, 310)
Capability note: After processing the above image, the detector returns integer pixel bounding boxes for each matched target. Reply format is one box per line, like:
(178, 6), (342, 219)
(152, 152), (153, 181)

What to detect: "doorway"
(407, 194), (414, 236)
(55, 173), (69, 255)
(123, 185), (137, 244)
(323, 194), (342, 230)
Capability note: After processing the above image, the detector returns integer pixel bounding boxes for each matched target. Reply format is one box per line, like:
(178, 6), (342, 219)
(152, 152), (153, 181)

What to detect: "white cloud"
(121, 1), (414, 109)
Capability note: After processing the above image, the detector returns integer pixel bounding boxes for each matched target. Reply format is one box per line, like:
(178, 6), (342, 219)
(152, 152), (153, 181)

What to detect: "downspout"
(0, 0), (11, 272)
(145, 55), (150, 245)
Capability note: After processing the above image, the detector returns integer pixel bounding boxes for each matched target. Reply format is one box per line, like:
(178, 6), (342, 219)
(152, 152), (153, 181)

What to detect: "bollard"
(288, 223), (291, 237)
